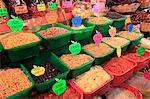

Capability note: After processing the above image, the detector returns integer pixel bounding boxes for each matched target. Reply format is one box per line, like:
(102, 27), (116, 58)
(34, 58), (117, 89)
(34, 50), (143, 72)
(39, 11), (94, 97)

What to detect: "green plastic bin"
(4, 39), (41, 62)
(87, 19), (113, 37)
(22, 52), (70, 92)
(5, 64), (34, 99)
(110, 17), (127, 30)
(51, 45), (94, 78)
(35, 23), (72, 50)
(64, 20), (95, 41)
(102, 37), (130, 53)
(116, 32), (144, 49)
(80, 38), (115, 65)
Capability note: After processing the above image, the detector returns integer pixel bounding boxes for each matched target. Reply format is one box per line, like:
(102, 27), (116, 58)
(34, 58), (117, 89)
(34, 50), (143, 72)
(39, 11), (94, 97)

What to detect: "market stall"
(0, 0), (150, 99)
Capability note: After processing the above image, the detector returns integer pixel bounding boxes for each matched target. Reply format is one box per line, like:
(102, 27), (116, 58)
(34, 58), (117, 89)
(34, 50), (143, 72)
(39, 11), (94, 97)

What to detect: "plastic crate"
(67, 81), (83, 99)
(117, 32), (144, 49)
(22, 52), (70, 92)
(63, 20), (95, 41)
(105, 83), (142, 99)
(51, 45), (94, 78)
(111, 17), (127, 30)
(5, 64), (34, 99)
(81, 38), (115, 65)
(124, 53), (150, 72)
(68, 68), (114, 99)
(104, 58), (137, 86)
(35, 23), (72, 50)
(87, 20), (113, 37)
(4, 37), (41, 62)
(102, 38), (130, 53)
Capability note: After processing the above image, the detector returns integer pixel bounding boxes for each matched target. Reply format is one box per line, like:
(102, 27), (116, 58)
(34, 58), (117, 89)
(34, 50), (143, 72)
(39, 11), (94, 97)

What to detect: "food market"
(0, 0), (149, 98)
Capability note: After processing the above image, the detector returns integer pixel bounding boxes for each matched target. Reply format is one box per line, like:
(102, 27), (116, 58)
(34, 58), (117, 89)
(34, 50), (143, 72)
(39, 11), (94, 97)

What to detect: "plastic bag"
(126, 72), (150, 96)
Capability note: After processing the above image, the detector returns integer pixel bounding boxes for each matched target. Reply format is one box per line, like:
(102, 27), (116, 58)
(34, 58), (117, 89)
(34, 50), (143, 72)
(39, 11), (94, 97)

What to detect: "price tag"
(93, 30), (102, 45)
(128, 23), (133, 32)
(0, 8), (8, 16)
(71, 16), (82, 27)
(45, 10), (58, 24)
(109, 26), (116, 37)
(14, 5), (28, 14)
(52, 78), (67, 95)
(69, 41), (81, 55)
(31, 65), (45, 77)
(136, 46), (146, 56)
(62, 1), (73, 8)
(7, 15), (24, 32)
(144, 72), (150, 80)
(117, 47), (121, 57)
(92, 3), (101, 13)
(48, 3), (58, 10)
(37, 4), (46, 11)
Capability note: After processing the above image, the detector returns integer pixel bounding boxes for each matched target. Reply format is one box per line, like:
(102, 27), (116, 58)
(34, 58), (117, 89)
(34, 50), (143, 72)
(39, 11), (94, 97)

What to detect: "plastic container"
(5, 40), (41, 62)
(35, 23), (72, 50)
(102, 37), (130, 53)
(106, 83), (142, 99)
(124, 53), (150, 72)
(81, 38), (115, 65)
(68, 68), (114, 99)
(64, 20), (95, 41)
(111, 17), (127, 30)
(117, 32), (144, 49)
(3, 64), (34, 99)
(104, 57), (137, 86)
(22, 52), (70, 92)
(51, 45), (94, 78)
(87, 20), (113, 37)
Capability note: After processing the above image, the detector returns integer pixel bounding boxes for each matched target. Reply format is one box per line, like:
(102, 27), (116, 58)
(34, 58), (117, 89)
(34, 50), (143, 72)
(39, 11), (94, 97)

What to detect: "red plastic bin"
(124, 52), (150, 72)
(106, 83), (142, 99)
(103, 58), (137, 86)
(68, 68), (114, 99)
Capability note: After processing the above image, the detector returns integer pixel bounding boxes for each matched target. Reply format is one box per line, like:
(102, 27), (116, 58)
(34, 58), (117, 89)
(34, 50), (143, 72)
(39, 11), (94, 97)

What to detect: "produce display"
(102, 37), (129, 48)
(0, 0), (149, 98)
(105, 11), (125, 19)
(27, 63), (61, 84)
(60, 54), (93, 69)
(117, 31), (142, 40)
(83, 43), (114, 57)
(74, 66), (111, 93)
(88, 17), (112, 24)
(124, 53), (149, 62)
(106, 87), (138, 99)
(39, 27), (69, 38)
(0, 32), (40, 49)
(0, 68), (32, 98)
(103, 57), (135, 74)
(33, 85), (81, 99)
